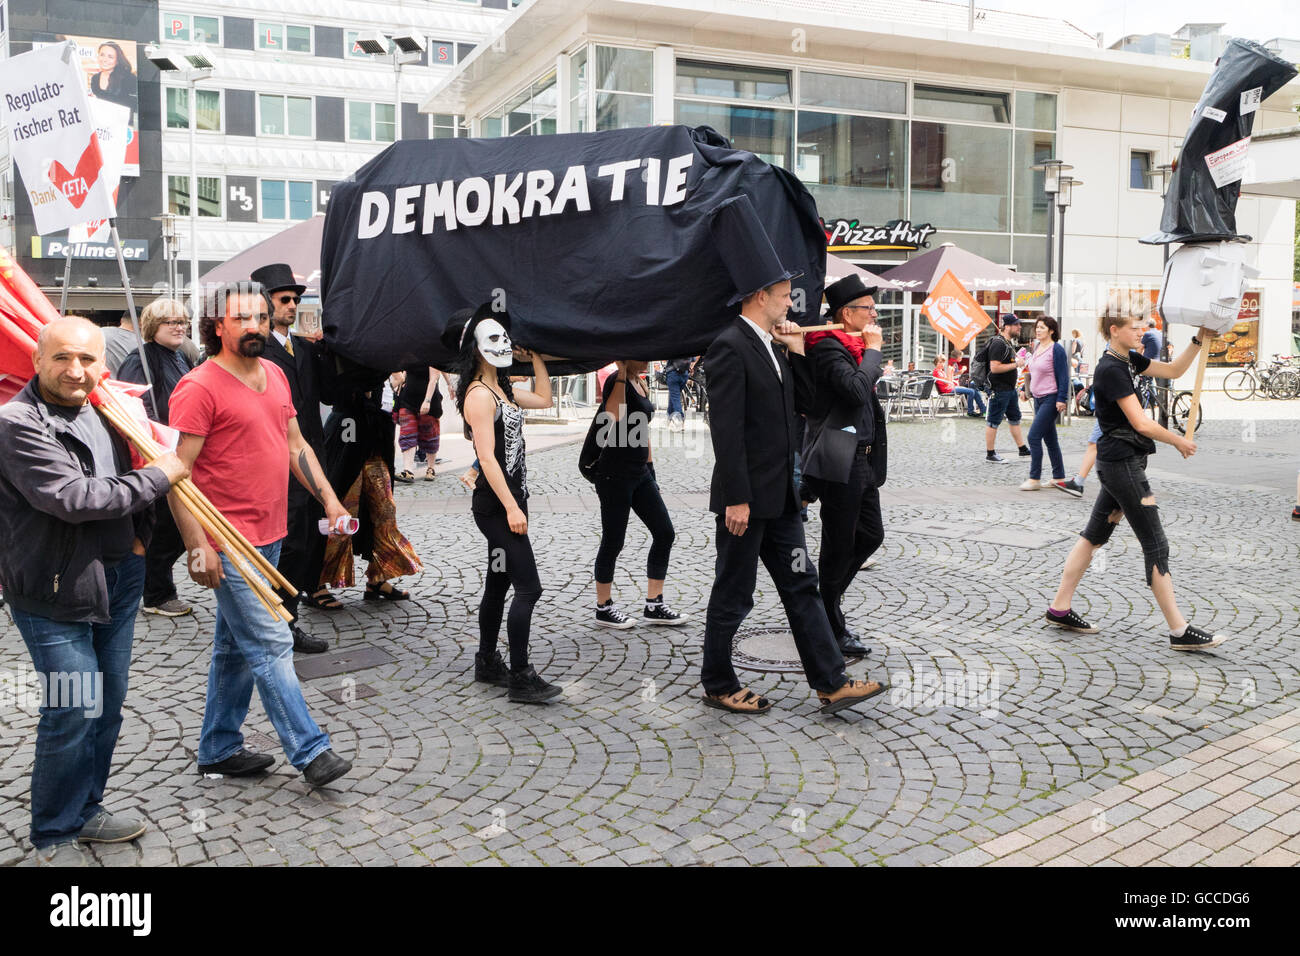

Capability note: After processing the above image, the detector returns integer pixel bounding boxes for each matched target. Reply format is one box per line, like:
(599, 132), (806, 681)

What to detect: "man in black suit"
(700, 195), (885, 715)
(800, 274), (888, 659)
(251, 263), (329, 654)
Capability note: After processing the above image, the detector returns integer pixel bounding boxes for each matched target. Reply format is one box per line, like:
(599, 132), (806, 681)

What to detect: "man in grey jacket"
(0, 317), (188, 866)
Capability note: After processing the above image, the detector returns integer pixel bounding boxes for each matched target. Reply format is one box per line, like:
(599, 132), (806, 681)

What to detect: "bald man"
(0, 317), (188, 866)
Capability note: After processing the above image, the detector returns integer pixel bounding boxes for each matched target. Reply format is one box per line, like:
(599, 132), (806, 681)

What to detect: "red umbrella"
(878, 242), (1039, 295)
(201, 215), (324, 295)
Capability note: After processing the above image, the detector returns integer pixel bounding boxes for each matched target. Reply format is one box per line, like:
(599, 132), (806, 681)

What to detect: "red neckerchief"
(805, 329), (865, 362)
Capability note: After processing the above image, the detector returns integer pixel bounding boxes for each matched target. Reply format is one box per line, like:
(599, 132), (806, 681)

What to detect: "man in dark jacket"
(0, 318), (188, 866)
(251, 262), (329, 652)
(800, 274), (888, 658)
(699, 194), (885, 716)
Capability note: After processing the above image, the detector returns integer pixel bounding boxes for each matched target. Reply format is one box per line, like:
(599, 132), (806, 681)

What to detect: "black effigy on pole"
(108, 217), (154, 392)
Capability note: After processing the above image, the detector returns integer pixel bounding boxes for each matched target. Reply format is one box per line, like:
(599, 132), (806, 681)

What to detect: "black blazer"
(263, 332), (326, 455)
(704, 318), (799, 519)
(800, 338), (889, 488)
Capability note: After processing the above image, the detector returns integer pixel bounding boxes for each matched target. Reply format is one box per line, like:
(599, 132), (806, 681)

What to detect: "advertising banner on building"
(1208, 290), (1261, 368)
(321, 125), (828, 373)
(35, 34), (139, 177)
(0, 42), (117, 234)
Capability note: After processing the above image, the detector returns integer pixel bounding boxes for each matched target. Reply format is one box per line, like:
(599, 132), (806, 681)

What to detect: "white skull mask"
(1158, 241), (1261, 334)
(475, 318), (513, 368)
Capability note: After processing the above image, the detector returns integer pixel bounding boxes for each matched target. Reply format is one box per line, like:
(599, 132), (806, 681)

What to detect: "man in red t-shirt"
(168, 282), (353, 789)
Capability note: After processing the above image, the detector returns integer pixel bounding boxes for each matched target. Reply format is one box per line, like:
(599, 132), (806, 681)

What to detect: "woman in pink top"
(1019, 316), (1070, 492)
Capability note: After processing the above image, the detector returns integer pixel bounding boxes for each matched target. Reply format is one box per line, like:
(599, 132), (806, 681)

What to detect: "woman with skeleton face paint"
(452, 304), (563, 704)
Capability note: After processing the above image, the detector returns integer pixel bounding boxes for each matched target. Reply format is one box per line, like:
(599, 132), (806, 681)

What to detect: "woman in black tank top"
(450, 304), (562, 704)
(590, 360), (688, 630)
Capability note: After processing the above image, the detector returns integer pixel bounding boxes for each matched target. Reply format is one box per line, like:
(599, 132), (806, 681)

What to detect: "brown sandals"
(817, 679), (887, 715)
(702, 688), (773, 714)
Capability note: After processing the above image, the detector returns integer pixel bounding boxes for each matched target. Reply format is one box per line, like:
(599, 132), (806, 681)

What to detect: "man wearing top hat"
(250, 262), (329, 653)
(700, 195), (885, 716)
(799, 274), (888, 659)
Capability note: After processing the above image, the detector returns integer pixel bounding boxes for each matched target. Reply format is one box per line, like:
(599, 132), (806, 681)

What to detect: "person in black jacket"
(0, 318), (188, 865)
(117, 297), (195, 620)
(699, 194), (885, 716)
(251, 263), (330, 652)
(800, 274), (888, 659)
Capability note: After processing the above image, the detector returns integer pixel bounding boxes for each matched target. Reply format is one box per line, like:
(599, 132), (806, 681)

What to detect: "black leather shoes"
(292, 626), (328, 654)
(838, 630), (871, 657)
(303, 750), (351, 787)
(199, 749), (276, 776)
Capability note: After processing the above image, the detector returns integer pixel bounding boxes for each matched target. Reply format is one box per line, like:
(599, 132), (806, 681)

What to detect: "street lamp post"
(144, 44), (215, 335)
(357, 31), (425, 142)
(1055, 175), (1080, 424)
(1031, 159), (1072, 317)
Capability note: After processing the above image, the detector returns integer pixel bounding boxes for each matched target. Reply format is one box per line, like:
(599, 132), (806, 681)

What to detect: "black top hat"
(249, 262), (306, 295)
(443, 301), (512, 353)
(824, 274), (879, 314)
(709, 194), (803, 306)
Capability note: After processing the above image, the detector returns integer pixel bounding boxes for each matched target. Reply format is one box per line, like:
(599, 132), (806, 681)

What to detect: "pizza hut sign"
(822, 217), (937, 252)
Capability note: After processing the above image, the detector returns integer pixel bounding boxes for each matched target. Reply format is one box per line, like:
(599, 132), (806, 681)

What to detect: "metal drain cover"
(321, 682), (380, 704)
(732, 628), (804, 674)
(295, 645), (396, 681)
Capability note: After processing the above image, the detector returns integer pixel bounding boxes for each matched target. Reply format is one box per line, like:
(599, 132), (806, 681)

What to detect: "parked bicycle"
(1222, 352), (1300, 401)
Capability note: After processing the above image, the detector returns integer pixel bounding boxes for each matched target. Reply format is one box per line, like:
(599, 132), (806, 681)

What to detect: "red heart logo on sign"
(47, 134), (105, 210)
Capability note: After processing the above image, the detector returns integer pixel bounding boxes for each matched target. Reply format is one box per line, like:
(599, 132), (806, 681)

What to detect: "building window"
(676, 102), (792, 167)
(260, 179), (314, 221)
(676, 60), (790, 103)
(257, 22), (313, 54)
(1013, 130), (1056, 233)
(162, 12), (220, 44)
(910, 121), (1011, 232)
(429, 40), (456, 65)
(496, 71), (557, 137)
(259, 94), (313, 137)
(799, 72), (905, 114)
(348, 101), (396, 142)
(1130, 150), (1155, 190)
(168, 174), (222, 217)
(914, 84), (1010, 124)
(165, 87), (221, 131)
(569, 46), (589, 133)
(1015, 91), (1056, 131)
(587, 47), (652, 132)
(431, 113), (462, 139)
(795, 113), (906, 222)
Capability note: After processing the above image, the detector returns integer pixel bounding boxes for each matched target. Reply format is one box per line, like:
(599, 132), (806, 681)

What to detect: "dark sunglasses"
(277, 294), (301, 304)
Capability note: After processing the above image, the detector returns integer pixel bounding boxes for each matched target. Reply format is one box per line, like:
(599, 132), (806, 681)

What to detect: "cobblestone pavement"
(2, 407), (1298, 866)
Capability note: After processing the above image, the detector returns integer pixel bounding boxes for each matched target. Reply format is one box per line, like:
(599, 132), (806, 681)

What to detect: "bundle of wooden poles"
(90, 380), (295, 624)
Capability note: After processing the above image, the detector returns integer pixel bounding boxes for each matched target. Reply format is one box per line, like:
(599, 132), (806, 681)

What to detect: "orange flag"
(921, 269), (991, 351)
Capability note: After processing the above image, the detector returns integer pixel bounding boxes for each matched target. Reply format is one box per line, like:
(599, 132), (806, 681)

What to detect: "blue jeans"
(198, 541), (330, 769)
(953, 386), (985, 413)
(1028, 395), (1065, 480)
(11, 553), (145, 848)
(986, 388), (1022, 428)
(665, 367), (688, 421)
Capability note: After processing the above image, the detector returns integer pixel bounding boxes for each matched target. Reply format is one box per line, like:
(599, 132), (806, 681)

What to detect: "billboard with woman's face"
(35, 34), (139, 177)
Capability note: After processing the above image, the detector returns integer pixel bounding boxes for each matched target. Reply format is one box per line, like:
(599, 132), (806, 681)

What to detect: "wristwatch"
(1191, 335), (1203, 346)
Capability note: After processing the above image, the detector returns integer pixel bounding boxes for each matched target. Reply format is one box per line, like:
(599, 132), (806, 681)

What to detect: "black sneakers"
(1170, 624), (1227, 652)
(198, 749), (276, 776)
(1060, 477), (1085, 497)
(508, 666), (563, 703)
(474, 650), (509, 687)
(595, 600), (635, 629)
(985, 452), (1008, 464)
(644, 599), (689, 626)
(1018, 445), (1031, 457)
(1045, 608), (1099, 633)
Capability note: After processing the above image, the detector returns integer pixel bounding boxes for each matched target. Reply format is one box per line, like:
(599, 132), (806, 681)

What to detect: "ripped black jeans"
(1080, 454), (1170, 585)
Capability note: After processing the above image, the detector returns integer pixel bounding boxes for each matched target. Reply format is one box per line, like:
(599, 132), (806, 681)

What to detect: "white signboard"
(1204, 137), (1251, 189)
(0, 42), (116, 234)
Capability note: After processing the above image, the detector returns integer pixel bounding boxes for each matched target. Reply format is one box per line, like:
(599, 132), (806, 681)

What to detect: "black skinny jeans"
(817, 446), (885, 638)
(1080, 454), (1170, 585)
(593, 467), (675, 584)
(473, 504), (543, 672)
